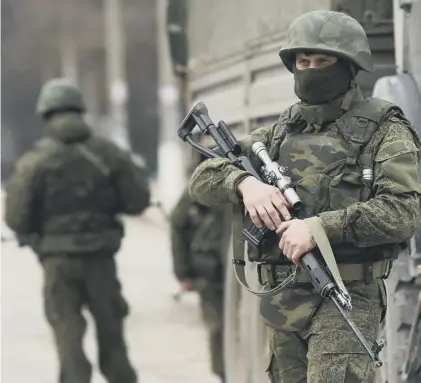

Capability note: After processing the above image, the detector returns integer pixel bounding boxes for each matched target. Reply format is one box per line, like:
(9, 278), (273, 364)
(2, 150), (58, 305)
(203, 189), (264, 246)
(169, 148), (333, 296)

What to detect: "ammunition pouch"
(248, 245), (289, 264)
(243, 213), (279, 255)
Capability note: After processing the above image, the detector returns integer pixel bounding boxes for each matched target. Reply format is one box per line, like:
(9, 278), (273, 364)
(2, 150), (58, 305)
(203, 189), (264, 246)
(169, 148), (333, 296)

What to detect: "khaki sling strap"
(75, 144), (110, 177)
(232, 205), (350, 300)
(231, 204), (298, 297)
(304, 216), (351, 305)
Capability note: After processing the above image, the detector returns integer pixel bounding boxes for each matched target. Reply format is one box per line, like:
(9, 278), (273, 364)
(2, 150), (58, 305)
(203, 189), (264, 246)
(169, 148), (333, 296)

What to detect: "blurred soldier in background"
(4, 78), (150, 383)
(170, 152), (230, 383)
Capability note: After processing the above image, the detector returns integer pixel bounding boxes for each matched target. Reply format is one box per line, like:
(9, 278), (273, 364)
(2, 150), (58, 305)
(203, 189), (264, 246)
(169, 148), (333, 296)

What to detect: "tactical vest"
(187, 203), (229, 254)
(33, 138), (124, 254)
(264, 97), (407, 264)
(186, 203), (229, 281)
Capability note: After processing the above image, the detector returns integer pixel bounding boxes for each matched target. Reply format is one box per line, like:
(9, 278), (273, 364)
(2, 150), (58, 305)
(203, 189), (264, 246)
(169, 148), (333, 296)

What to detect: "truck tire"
(378, 249), (421, 383)
(401, 293), (420, 382)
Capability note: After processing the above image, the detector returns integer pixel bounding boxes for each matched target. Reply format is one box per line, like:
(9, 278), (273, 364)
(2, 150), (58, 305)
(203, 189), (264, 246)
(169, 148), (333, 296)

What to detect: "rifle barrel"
(331, 293), (383, 367)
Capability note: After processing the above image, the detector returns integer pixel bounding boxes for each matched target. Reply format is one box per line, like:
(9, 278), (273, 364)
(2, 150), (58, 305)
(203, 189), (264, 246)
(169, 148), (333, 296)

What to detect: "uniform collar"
(297, 84), (364, 127)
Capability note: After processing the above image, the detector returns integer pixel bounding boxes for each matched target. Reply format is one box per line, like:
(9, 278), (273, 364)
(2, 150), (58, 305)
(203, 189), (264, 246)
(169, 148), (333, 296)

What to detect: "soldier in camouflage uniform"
(188, 11), (421, 383)
(4, 78), (150, 383)
(170, 177), (229, 383)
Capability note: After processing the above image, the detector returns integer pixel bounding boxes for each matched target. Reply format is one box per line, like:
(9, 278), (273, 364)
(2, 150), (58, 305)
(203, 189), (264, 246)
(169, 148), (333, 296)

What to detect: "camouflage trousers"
(198, 283), (225, 381)
(266, 280), (384, 383)
(41, 254), (137, 383)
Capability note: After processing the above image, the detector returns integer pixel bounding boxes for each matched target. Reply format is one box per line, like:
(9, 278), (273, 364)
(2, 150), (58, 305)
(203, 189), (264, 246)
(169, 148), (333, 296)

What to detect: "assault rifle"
(177, 101), (384, 367)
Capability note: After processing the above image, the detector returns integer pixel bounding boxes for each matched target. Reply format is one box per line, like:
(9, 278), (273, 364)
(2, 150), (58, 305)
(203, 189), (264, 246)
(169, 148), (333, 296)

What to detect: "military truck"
(167, 0), (420, 381)
(372, 1), (421, 382)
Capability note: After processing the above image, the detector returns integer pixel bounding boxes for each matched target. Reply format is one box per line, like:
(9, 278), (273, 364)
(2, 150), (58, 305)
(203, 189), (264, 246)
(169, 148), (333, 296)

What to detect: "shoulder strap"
(269, 103), (302, 161)
(35, 137), (62, 151)
(351, 97), (402, 123)
(75, 144), (111, 177)
(36, 137), (110, 177)
(336, 98), (403, 166)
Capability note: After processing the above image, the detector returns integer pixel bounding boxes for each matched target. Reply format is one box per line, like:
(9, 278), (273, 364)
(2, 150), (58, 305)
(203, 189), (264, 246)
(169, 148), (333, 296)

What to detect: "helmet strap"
(348, 62), (358, 78)
(341, 79), (362, 111)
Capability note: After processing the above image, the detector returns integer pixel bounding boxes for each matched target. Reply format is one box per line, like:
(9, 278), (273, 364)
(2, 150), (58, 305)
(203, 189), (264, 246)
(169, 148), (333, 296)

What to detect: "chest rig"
(265, 97), (405, 264)
(35, 137), (119, 232)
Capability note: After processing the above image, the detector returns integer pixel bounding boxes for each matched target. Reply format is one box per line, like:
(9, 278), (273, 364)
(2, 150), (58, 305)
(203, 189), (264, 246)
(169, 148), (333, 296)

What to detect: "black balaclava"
(293, 59), (353, 105)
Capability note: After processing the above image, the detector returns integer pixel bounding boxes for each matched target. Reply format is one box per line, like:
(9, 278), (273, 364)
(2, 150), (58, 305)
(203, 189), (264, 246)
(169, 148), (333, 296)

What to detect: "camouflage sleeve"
(112, 149), (151, 215)
(170, 188), (195, 281)
(319, 119), (421, 247)
(4, 150), (47, 234)
(189, 123), (278, 206)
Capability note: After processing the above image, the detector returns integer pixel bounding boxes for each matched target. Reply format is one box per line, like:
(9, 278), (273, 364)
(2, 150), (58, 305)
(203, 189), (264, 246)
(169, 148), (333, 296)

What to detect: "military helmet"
(36, 78), (86, 116)
(186, 128), (214, 172)
(279, 11), (373, 73)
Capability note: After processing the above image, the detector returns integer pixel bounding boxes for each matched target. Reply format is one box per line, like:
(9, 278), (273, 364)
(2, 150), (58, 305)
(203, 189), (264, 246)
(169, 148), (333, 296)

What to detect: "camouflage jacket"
(4, 112), (150, 255)
(170, 187), (230, 283)
(189, 98), (421, 250)
(189, 95), (421, 331)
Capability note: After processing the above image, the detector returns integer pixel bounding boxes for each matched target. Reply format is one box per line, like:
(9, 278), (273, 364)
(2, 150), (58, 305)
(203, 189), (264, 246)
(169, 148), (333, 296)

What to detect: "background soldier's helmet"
(186, 129), (215, 173)
(279, 10), (374, 73)
(36, 78), (86, 116)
